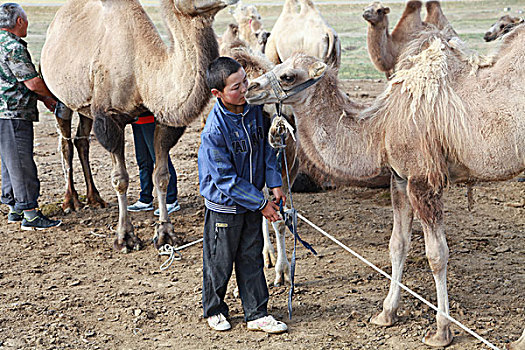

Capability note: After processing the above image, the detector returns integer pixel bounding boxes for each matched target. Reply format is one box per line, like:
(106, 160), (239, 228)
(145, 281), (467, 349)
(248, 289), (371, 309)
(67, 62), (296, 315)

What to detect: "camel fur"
(265, 0), (341, 70)
(363, 1), (457, 79)
(231, 2), (269, 53)
(41, 0), (237, 252)
(245, 25), (525, 347)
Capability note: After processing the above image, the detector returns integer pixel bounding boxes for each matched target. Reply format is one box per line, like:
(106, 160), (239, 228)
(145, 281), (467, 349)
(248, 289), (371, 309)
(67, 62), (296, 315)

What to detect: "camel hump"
(324, 30), (341, 70)
(405, 0), (423, 13)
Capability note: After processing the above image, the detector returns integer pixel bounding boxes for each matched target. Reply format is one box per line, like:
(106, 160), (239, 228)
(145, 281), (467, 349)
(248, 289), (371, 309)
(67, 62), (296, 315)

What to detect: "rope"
(158, 238), (204, 271)
(296, 212), (501, 350)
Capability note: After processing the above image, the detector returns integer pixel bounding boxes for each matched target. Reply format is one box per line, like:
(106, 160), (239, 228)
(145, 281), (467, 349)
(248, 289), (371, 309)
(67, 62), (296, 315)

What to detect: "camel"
(40, 0), (237, 252)
(245, 24), (525, 347)
(231, 2), (270, 53)
(265, 0), (341, 70)
(363, 1), (457, 79)
(484, 15), (524, 42)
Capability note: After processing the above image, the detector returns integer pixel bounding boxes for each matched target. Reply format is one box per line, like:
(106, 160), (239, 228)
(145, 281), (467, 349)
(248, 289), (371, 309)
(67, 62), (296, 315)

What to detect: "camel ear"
(384, 7), (390, 14)
(308, 61), (327, 79)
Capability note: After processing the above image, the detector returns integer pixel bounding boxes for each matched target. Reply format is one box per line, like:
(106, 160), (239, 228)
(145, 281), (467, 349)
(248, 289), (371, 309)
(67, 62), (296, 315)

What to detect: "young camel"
(363, 0), (457, 79)
(231, 2), (270, 53)
(246, 25), (525, 347)
(484, 15), (524, 42)
(265, 0), (341, 70)
(41, 0), (237, 252)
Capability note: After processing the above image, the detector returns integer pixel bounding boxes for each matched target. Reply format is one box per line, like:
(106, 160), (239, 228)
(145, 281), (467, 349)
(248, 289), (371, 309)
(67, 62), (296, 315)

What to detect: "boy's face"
(212, 67), (248, 112)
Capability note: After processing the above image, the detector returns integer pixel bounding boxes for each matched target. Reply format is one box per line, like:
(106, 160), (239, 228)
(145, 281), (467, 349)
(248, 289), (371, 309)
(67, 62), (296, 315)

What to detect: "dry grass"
(23, 0), (525, 79)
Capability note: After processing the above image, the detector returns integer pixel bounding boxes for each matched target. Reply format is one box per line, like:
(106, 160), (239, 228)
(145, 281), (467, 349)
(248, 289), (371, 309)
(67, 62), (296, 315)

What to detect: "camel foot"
(274, 262), (291, 287)
(370, 311), (398, 327)
(422, 328), (453, 348)
(86, 193), (107, 208)
(62, 195), (84, 213)
(263, 248), (276, 268)
(153, 222), (181, 250)
(507, 329), (525, 350)
(113, 233), (142, 253)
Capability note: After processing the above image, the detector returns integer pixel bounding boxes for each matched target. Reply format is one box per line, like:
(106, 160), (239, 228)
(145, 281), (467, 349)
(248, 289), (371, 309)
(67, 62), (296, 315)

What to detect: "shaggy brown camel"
(484, 14), (524, 42)
(40, 0), (237, 252)
(265, 0), (341, 70)
(246, 25), (525, 347)
(231, 2), (269, 53)
(363, 0), (457, 79)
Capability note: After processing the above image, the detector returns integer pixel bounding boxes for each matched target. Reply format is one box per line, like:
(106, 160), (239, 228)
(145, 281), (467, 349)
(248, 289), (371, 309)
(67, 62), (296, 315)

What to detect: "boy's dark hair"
(206, 57), (242, 92)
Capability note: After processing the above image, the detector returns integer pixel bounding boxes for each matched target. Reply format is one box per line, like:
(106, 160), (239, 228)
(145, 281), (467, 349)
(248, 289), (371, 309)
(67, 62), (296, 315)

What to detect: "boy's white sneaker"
(207, 313), (231, 331)
(247, 315), (288, 334)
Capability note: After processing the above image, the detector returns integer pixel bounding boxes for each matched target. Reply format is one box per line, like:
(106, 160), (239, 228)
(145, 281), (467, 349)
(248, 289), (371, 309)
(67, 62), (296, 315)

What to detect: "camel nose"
(483, 32), (492, 41)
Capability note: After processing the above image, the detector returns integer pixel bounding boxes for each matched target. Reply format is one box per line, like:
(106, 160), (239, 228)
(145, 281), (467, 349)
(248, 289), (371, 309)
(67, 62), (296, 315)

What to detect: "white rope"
(158, 238), (204, 271)
(296, 212), (501, 350)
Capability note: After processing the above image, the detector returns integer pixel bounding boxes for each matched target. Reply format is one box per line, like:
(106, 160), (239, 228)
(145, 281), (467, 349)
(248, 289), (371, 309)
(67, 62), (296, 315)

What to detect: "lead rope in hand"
(273, 102), (317, 320)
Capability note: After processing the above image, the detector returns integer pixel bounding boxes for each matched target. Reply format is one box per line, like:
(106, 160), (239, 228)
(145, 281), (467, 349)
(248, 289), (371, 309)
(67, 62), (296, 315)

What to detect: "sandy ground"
(0, 80), (523, 350)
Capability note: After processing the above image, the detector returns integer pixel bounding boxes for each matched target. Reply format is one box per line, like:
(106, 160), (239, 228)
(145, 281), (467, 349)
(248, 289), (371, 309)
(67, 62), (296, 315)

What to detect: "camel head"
(173, 0), (238, 16)
(246, 54), (327, 105)
(223, 23), (240, 42)
(363, 2), (390, 26)
(484, 15), (524, 41)
(232, 1), (262, 23)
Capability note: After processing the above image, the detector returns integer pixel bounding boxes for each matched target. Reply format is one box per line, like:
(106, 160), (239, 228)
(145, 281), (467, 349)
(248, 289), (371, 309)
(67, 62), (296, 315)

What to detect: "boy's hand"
(261, 201), (281, 222)
(271, 187), (286, 207)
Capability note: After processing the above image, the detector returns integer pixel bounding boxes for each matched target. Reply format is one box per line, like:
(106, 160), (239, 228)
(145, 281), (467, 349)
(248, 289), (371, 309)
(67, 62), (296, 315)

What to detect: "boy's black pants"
(202, 208), (269, 322)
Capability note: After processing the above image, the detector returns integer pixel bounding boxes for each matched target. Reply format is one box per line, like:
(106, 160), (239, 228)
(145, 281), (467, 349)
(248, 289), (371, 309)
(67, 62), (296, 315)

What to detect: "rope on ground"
(158, 238), (204, 271)
(296, 212), (501, 350)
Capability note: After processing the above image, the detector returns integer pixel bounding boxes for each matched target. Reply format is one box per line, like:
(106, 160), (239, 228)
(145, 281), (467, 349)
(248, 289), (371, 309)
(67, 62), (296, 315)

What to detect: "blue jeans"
(131, 122), (177, 204)
(0, 119), (40, 211)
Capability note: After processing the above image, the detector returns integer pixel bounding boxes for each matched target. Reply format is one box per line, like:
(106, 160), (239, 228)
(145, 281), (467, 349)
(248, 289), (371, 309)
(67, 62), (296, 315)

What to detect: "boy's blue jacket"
(198, 99), (282, 214)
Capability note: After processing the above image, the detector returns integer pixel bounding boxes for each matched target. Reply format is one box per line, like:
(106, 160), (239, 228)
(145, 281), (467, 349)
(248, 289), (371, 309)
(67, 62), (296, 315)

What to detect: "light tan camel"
(246, 25), (525, 347)
(484, 14), (524, 42)
(41, 0), (236, 252)
(363, 0), (457, 79)
(265, 0), (341, 70)
(231, 2), (269, 53)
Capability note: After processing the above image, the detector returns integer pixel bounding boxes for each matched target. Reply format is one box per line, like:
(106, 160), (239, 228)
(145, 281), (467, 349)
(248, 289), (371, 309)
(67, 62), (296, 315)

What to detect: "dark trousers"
(0, 119), (39, 211)
(202, 209), (269, 322)
(131, 122), (177, 204)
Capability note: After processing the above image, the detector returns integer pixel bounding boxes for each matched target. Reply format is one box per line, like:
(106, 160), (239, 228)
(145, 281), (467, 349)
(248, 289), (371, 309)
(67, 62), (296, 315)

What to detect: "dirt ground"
(0, 79), (523, 350)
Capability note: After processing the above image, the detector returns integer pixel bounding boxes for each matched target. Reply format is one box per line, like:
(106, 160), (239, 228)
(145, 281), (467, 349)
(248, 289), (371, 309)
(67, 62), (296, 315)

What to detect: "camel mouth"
(245, 91), (272, 105)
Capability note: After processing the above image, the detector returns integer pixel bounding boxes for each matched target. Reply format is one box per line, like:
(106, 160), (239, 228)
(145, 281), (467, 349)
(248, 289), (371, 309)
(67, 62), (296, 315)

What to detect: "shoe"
(207, 313), (231, 331)
(127, 200), (153, 212)
(247, 315), (288, 334)
(154, 200), (181, 216)
(21, 211), (62, 231)
(7, 211), (23, 223)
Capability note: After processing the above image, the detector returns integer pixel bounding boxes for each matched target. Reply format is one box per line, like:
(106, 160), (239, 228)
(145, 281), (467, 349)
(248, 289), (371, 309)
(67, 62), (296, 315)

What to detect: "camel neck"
(367, 22), (396, 73)
(292, 74), (383, 182)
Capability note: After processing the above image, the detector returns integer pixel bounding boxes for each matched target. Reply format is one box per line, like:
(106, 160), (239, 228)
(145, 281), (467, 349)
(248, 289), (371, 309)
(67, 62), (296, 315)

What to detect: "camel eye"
(281, 74), (295, 84)
(377, 9), (383, 14)
(500, 24), (505, 29)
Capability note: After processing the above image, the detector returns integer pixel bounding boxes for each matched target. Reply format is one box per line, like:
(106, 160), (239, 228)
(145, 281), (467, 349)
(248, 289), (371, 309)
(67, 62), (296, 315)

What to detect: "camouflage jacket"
(0, 30), (39, 121)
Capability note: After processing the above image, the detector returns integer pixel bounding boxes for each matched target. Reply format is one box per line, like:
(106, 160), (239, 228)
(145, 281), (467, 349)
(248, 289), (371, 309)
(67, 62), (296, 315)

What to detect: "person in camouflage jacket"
(0, 3), (61, 230)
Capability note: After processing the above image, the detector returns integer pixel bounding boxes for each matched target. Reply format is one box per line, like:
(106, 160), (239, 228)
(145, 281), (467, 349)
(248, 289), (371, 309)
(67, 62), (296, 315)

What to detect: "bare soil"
(0, 80), (523, 350)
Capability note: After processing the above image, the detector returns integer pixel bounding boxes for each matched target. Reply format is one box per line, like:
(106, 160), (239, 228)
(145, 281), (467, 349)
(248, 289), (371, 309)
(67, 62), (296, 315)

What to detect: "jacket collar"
(217, 98), (251, 118)
(0, 30), (27, 47)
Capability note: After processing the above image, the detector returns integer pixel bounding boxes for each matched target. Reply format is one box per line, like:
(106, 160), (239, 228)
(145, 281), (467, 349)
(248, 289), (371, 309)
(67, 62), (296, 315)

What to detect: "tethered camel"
(363, 0), (457, 79)
(246, 24), (525, 347)
(265, 0), (341, 70)
(41, 0), (237, 252)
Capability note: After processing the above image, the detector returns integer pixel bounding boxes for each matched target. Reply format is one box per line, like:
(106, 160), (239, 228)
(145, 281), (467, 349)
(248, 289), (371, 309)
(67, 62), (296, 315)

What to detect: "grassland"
(23, 0), (524, 79)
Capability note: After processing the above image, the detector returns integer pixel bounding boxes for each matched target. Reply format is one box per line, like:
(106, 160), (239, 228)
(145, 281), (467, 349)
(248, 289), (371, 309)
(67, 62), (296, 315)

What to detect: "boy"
(198, 57), (287, 333)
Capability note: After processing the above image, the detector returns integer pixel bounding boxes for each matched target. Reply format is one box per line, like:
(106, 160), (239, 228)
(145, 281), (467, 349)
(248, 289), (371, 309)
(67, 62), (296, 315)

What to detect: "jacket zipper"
(241, 114), (253, 184)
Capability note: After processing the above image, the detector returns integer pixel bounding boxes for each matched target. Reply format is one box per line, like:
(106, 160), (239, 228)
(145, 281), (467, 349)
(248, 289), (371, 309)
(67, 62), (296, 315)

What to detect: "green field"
(22, 0), (524, 79)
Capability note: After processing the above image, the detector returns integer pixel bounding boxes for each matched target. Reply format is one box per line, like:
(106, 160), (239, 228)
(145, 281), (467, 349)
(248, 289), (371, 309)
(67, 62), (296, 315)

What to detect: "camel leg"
(371, 173), (414, 327)
(508, 329), (525, 350)
(262, 215), (277, 268)
(56, 116), (84, 213)
(407, 176), (452, 347)
(272, 219), (291, 286)
(152, 124), (186, 249)
(74, 114), (106, 208)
